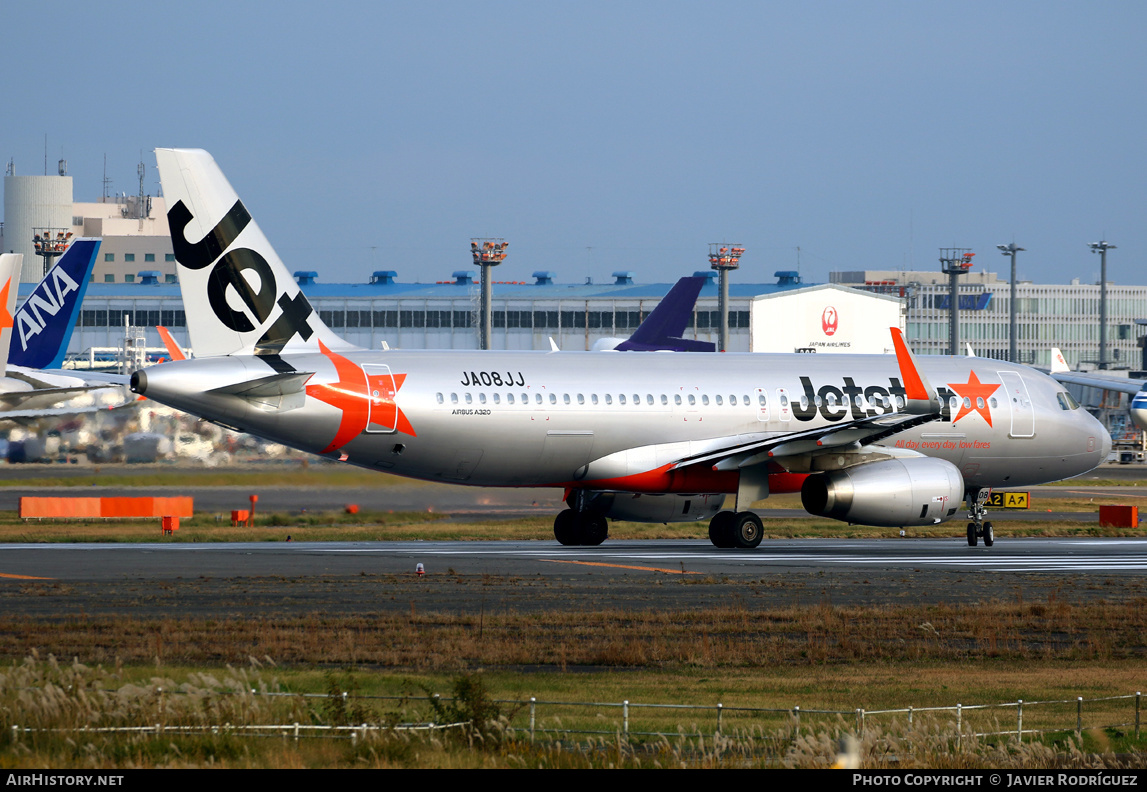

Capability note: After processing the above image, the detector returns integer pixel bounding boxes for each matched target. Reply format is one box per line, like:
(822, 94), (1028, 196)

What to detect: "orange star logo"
(305, 340), (415, 454)
(947, 371), (1000, 427)
(0, 278), (12, 331)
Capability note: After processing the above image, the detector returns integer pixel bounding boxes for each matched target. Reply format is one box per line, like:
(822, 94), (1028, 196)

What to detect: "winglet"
(890, 327), (938, 414)
(1050, 347), (1069, 374)
(156, 326), (187, 361)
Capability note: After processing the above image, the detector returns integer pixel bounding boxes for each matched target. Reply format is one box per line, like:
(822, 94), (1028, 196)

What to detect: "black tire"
(967, 522), (978, 547)
(554, 510), (580, 546)
(708, 511), (736, 548)
(581, 515), (608, 546)
(983, 521), (994, 547)
(732, 511), (764, 549)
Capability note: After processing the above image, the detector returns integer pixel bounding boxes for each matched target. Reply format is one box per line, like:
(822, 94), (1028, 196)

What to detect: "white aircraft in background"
(132, 149), (1110, 549)
(1049, 347), (1147, 434)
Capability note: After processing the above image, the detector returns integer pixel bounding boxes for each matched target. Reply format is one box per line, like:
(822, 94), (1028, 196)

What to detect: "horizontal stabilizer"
(207, 371), (313, 399)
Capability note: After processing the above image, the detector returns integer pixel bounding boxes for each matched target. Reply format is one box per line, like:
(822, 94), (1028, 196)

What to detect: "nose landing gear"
(966, 489), (994, 547)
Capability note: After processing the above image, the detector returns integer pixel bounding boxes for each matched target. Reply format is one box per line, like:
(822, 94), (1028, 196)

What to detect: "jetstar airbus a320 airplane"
(132, 149), (1111, 549)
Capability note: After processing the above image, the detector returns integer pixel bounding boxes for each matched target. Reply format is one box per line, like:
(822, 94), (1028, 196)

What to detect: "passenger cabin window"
(465, 393), (473, 404)
(675, 394), (682, 405)
(619, 394), (627, 405)
(702, 395), (709, 406)
(436, 393), (444, 404)
(563, 394), (571, 405)
(549, 393), (557, 404)
(716, 395), (723, 406)
(661, 394), (668, 405)
(688, 394), (696, 406)
(451, 393), (459, 404)
(479, 393), (487, 404)
(605, 394), (613, 405)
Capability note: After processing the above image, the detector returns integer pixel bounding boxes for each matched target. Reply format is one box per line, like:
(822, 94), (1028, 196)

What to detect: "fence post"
(794, 705), (800, 738)
(294, 722), (300, 744)
(623, 700), (629, 736)
(530, 697), (536, 743)
(1137, 692), (1141, 740)
(857, 708), (864, 736)
(716, 703), (723, 734)
(908, 706), (913, 726)
(1017, 699), (1023, 744)
(158, 687), (164, 733)
(956, 704), (962, 750)
(1076, 697), (1083, 739)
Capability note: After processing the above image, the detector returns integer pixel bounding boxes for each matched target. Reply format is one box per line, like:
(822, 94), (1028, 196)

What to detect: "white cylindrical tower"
(4, 174), (74, 282)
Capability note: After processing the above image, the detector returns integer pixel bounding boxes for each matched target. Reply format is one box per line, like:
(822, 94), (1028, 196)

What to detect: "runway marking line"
(543, 559), (698, 574)
(0, 572), (52, 580)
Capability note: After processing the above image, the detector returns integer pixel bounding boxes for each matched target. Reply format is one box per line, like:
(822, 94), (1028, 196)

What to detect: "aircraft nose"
(1098, 424), (1112, 461)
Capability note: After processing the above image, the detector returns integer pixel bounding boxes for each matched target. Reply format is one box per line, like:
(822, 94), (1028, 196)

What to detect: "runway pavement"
(2, 537), (1146, 618)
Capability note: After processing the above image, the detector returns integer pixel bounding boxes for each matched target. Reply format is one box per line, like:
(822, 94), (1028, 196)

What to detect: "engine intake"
(801, 457), (963, 527)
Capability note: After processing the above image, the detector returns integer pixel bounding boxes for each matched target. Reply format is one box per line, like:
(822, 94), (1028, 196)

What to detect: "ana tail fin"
(8, 240), (99, 369)
(155, 148), (352, 358)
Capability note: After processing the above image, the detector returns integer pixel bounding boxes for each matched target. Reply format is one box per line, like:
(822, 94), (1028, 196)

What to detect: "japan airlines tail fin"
(154, 148), (353, 359)
(7, 239), (99, 370)
(0, 254), (22, 372)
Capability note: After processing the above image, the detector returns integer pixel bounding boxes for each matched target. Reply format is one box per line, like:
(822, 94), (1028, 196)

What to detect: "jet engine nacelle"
(585, 491), (725, 523)
(1130, 392), (1147, 432)
(800, 457), (964, 527)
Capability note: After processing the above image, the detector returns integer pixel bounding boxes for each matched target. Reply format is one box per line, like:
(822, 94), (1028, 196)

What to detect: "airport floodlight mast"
(471, 238), (508, 350)
(32, 229), (73, 276)
(996, 243), (1025, 363)
(939, 248), (975, 356)
(709, 243), (745, 352)
(1089, 240), (1116, 370)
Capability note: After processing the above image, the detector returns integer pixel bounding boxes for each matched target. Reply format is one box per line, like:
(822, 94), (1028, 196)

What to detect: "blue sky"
(4, 1), (1145, 287)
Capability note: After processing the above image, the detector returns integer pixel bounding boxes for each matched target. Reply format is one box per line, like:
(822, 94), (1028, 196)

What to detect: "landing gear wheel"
(581, 515), (608, 546)
(731, 511), (764, 549)
(967, 522), (978, 547)
(982, 521), (994, 547)
(554, 510), (579, 546)
(708, 511), (736, 548)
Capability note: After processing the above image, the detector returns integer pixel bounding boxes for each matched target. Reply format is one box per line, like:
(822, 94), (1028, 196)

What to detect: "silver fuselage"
(134, 349), (1110, 493)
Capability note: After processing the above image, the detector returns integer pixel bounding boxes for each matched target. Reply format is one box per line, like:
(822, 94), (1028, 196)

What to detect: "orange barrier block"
(20, 496), (193, 519)
(20, 497), (102, 518)
(1099, 505), (1139, 528)
(231, 509), (250, 527)
(161, 516), (180, 535)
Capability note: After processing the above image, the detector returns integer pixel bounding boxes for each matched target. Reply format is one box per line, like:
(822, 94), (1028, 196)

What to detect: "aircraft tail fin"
(154, 148), (353, 359)
(1050, 347), (1070, 374)
(616, 276), (715, 352)
(8, 240), (99, 370)
(0, 253), (23, 371)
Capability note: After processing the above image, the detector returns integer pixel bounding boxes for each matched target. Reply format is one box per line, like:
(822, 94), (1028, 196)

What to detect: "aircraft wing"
(1050, 370), (1145, 396)
(670, 409), (938, 473)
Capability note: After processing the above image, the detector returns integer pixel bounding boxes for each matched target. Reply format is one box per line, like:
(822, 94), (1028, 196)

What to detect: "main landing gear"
(553, 510), (608, 546)
(708, 510), (764, 549)
(966, 489), (994, 547)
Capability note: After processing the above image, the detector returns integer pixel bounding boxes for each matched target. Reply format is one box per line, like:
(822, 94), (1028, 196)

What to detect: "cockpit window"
(1057, 392), (1080, 410)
